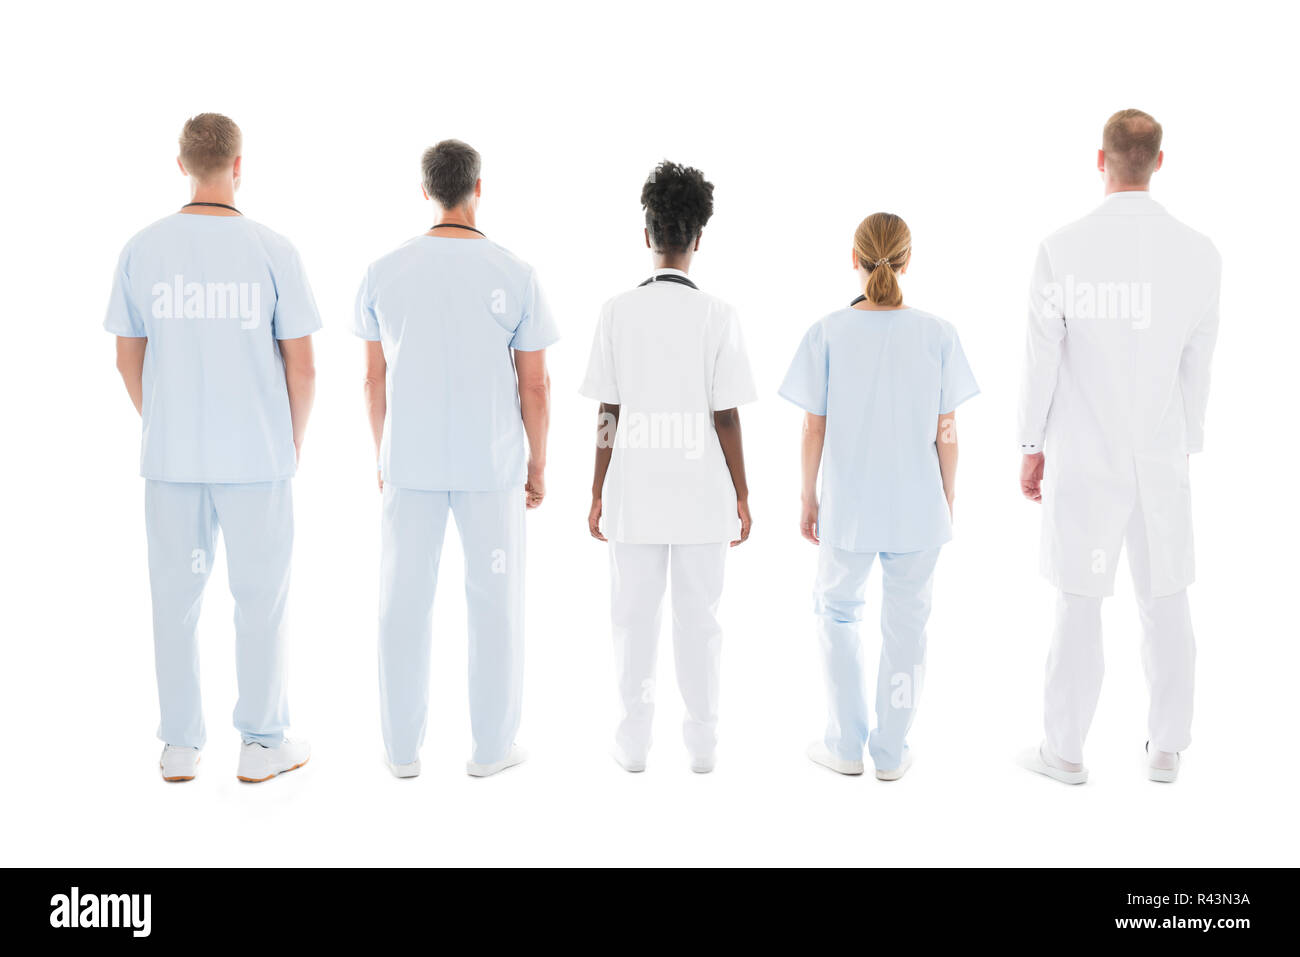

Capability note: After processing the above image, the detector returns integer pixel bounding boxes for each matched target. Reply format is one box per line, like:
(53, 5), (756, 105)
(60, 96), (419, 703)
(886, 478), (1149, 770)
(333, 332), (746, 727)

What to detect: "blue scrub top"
(354, 236), (559, 492)
(780, 306), (979, 554)
(103, 213), (323, 484)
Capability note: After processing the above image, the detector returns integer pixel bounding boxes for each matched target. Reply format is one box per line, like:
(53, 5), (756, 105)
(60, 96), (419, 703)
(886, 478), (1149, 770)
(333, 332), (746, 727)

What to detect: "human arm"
(114, 336), (147, 415)
(937, 412), (957, 516)
(279, 335), (316, 465)
(588, 403), (619, 540)
(714, 408), (751, 546)
(1018, 242), (1064, 492)
(800, 412), (826, 544)
(515, 348), (550, 508)
(363, 340), (387, 489)
(1180, 251), (1221, 454)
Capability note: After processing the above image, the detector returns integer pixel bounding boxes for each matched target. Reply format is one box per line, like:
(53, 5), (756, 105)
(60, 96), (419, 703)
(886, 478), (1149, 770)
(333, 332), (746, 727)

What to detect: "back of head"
(1102, 108), (1163, 187)
(854, 212), (911, 307)
(179, 113), (241, 181)
(641, 160), (715, 254)
(422, 139), (482, 209)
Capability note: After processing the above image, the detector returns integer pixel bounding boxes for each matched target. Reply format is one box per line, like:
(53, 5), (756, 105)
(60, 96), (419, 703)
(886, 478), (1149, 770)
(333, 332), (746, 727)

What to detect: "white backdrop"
(2, 0), (1296, 867)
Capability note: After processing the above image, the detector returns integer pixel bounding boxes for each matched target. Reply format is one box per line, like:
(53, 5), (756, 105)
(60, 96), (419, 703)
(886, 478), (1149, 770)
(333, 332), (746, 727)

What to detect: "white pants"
(379, 487), (524, 766)
(145, 480), (293, 749)
(608, 541), (728, 764)
(1043, 487), (1197, 764)
(814, 545), (941, 772)
(1045, 588), (1195, 764)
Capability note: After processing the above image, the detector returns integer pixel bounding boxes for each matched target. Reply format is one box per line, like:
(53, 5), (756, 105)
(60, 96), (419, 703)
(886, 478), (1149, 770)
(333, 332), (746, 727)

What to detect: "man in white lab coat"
(1019, 109), (1220, 785)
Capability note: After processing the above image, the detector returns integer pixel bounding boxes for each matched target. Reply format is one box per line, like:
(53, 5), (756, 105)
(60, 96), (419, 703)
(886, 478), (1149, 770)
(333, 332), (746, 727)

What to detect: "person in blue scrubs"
(780, 212), (978, 781)
(106, 114), (321, 784)
(355, 139), (558, 779)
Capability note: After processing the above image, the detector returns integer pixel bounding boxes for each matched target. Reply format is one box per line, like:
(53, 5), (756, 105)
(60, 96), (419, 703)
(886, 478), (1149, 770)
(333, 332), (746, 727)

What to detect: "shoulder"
(1157, 207), (1221, 263)
(1039, 211), (1097, 250)
(481, 240), (540, 282)
(796, 310), (843, 347)
(917, 308), (962, 338)
(360, 237), (429, 286)
(242, 218), (304, 259)
(116, 215), (184, 261)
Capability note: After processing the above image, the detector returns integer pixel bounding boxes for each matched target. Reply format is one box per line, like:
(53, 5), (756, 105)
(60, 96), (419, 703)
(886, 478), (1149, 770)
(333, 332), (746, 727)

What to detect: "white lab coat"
(1019, 191), (1221, 598)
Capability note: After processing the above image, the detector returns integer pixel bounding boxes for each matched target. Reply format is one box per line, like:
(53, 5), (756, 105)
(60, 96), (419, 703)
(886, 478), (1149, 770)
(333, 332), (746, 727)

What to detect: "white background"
(2, 0), (1296, 867)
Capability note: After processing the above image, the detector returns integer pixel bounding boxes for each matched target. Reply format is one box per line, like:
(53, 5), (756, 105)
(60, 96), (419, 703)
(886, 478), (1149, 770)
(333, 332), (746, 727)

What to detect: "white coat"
(1018, 190), (1221, 598)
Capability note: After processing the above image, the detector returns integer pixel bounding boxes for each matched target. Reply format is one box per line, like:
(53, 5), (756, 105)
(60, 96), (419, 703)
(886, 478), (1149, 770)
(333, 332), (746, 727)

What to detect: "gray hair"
(421, 139), (481, 209)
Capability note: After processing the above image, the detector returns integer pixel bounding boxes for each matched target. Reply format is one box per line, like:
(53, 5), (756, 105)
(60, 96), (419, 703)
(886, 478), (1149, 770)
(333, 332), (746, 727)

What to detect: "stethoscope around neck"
(640, 273), (699, 290)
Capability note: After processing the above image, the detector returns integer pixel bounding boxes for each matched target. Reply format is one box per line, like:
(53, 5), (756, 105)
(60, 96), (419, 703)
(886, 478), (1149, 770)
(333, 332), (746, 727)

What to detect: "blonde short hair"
(178, 113), (242, 180)
(1103, 109), (1163, 185)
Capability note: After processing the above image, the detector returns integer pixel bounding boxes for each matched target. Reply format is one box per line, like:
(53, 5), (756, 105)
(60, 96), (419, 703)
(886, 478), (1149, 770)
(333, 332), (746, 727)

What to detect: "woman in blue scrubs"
(779, 212), (979, 780)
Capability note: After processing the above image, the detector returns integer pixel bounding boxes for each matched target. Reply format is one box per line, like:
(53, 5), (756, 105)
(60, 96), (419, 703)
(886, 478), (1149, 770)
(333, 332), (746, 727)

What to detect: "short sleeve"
(510, 269), (560, 352)
(779, 322), (829, 415)
(271, 245), (323, 340)
(939, 325), (980, 414)
(578, 306), (619, 404)
(103, 245), (146, 337)
(711, 310), (758, 410)
(353, 268), (381, 341)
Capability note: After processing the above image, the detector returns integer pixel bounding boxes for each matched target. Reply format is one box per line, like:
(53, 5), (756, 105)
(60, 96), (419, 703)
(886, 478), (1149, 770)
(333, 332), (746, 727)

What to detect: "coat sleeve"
(1180, 247), (1222, 454)
(1017, 241), (1065, 453)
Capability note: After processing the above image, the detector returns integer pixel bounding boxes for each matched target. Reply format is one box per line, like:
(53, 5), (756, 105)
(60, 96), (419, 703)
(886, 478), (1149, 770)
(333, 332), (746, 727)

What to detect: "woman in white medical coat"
(582, 161), (757, 774)
(780, 212), (978, 780)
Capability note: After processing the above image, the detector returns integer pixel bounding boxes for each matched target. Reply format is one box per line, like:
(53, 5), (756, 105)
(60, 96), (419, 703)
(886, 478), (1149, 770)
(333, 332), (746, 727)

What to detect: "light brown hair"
(178, 113), (242, 180)
(1102, 109), (1163, 185)
(854, 212), (911, 307)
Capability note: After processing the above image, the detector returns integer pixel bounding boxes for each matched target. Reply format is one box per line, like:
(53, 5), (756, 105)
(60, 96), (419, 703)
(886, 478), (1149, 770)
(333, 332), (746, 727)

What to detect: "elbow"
(521, 379), (550, 405)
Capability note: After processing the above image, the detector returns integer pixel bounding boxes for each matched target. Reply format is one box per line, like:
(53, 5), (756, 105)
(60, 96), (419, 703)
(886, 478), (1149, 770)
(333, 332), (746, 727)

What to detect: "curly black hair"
(641, 160), (714, 254)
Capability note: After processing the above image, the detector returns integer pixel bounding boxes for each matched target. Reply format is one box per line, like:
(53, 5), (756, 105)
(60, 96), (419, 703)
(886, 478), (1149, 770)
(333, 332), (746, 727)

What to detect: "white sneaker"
(875, 750), (914, 781)
(387, 757), (421, 779)
(1147, 742), (1180, 783)
(1021, 742), (1088, 785)
(159, 745), (200, 782)
(237, 738), (310, 783)
(612, 749), (646, 773)
(807, 742), (865, 776)
(689, 754), (716, 774)
(466, 745), (526, 778)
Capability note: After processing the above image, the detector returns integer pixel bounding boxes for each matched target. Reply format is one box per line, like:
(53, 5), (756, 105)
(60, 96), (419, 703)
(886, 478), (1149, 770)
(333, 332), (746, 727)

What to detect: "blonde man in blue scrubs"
(107, 114), (321, 783)
(781, 212), (978, 781)
(356, 139), (558, 779)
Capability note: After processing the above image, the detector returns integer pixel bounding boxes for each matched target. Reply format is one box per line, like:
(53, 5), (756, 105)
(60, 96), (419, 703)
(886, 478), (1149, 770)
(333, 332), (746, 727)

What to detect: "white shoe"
(1147, 742), (1180, 783)
(466, 745), (526, 778)
(160, 745), (200, 782)
(387, 758), (421, 779)
(690, 755), (716, 774)
(1021, 742), (1088, 785)
(612, 749), (646, 773)
(875, 750), (914, 781)
(237, 738), (310, 783)
(807, 742), (865, 776)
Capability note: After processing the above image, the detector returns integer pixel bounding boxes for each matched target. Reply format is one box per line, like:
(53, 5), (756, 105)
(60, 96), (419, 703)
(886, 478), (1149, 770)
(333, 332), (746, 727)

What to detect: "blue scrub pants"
(378, 487), (525, 767)
(813, 544), (941, 772)
(144, 480), (293, 749)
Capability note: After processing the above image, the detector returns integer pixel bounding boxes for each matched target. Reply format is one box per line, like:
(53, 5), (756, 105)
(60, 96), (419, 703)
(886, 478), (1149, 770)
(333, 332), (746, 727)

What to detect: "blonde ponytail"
(853, 212), (911, 307)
